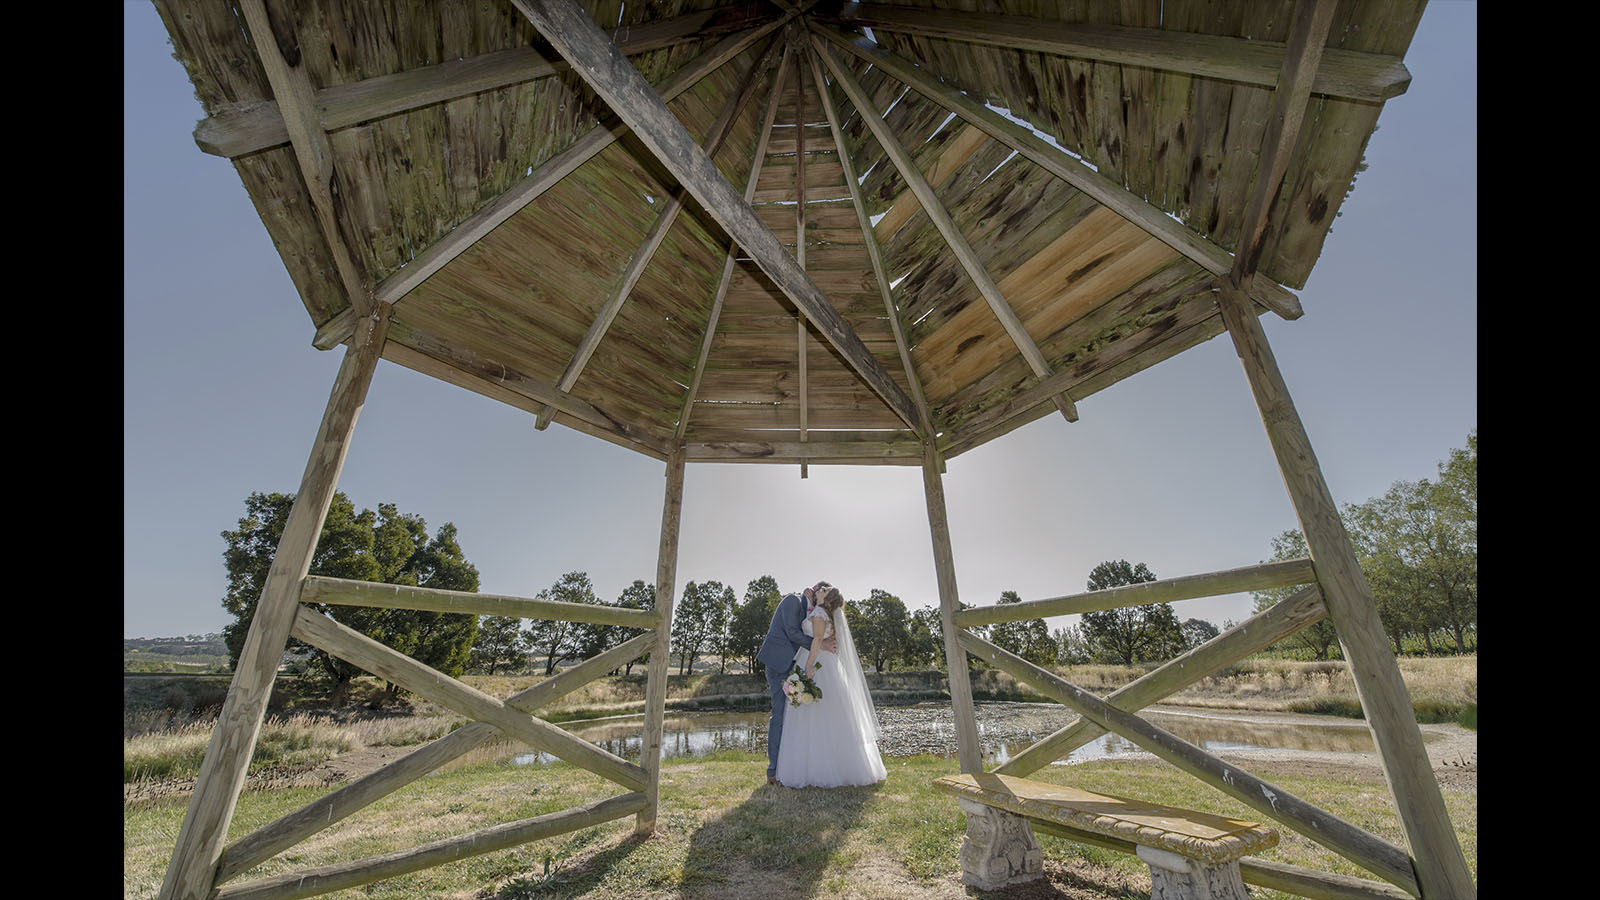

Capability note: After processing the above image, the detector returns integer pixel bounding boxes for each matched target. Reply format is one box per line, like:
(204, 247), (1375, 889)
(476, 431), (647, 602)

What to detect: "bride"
(774, 588), (887, 788)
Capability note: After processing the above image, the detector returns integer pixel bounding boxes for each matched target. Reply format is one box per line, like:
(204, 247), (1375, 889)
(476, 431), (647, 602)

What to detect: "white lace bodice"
(801, 608), (834, 640)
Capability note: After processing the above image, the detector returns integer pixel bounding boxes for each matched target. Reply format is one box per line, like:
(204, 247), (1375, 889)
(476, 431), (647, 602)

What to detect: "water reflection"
(511, 704), (1387, 769)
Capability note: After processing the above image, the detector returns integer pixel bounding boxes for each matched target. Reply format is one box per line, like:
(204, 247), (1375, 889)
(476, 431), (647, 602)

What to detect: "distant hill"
(125, 633), (230, 673)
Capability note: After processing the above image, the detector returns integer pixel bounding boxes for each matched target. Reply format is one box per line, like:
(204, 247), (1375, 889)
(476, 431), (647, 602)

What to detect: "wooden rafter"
(193, 2), (780, 159)
(813, 37), (1080, 423)
(1230, 0), (1339, 290)
(804, 44), (936, 438)
(812, 25), (1304, 320)
(237, 0), (372, 322)
(533, 34), (784, 430)
(794, 24), (810, 478)
(312, 24), (780, 350)
(819, 1), (1410, 103)
(673, 50), (794, 441)
(509, 0), (923, 434)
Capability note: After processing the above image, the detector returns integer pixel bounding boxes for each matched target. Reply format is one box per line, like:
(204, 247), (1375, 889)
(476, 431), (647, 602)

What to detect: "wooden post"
(1216, 283), (1475, 899)
(637, 446), (686, 833)
(922, 444), (981, 772)
(159, 308), (390, 900)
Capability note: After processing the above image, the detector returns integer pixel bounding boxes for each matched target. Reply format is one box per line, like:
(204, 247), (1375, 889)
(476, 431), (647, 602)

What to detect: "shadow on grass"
(488, 828), (655, 899)
(682, 779), (883, 899)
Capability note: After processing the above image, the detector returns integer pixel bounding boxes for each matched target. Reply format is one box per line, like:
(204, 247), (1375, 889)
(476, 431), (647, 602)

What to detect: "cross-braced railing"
(941, 560), (1426, 900)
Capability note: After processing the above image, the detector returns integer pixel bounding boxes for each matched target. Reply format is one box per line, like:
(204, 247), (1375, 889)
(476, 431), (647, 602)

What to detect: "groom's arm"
(778, 595), (809, 648)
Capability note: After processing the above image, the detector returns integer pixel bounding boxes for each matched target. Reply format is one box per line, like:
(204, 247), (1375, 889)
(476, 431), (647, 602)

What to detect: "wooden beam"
(819, 1), (1410, 103)
(158, 310), (389, 900)
(304, 24), (782, 350)
(291, 607), (648, 791)
(638, 447), (686, 833)
(534, 34), (784, 429)
(673, 51), (793, 441)
(193, 3), (779, 158)
(210, 793), (647, 900)
(995, 585), (1326, 777)
(300, 576), (659, 628)
(805, 45), (937, 438)
(1216, 281), (1475, 899)
(215, 630), (656, 883)
(922, 445), (982, 772)
(956, 558), (1316, 627)
(794, 26), (810, 479)
(1231, 0), (1339, 290)
(957, 628), (1419, 895)
(509, 0), (923, 433)
(237, 0), (372, 325)
(813, 37), (1079, 424)
(685, 438), (923, 461)
(812, 26), (1302, 320)
(381, 325), (673, 457)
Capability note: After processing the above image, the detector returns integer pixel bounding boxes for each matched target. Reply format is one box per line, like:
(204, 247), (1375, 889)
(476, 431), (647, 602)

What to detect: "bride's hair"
(816, 584), (845, 629)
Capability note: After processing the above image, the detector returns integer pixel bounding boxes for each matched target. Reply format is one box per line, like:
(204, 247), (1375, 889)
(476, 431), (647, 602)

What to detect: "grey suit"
(756, 591), (812, 778)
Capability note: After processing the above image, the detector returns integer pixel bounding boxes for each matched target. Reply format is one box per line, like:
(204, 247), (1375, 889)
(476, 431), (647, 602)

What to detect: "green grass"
(1457, 702), (1477, 731)
(1285, 696), (1474, 725)
(124, 749), (1476, 900)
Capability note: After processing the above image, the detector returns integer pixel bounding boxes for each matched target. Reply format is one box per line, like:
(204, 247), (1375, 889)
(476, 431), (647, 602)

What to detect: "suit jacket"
(756, 592), (812, 674)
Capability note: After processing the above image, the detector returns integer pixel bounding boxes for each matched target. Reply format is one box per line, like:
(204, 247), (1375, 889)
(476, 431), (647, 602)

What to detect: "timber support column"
(1216, 283), (1475, 899)
(637, 445), (686, 834)
(922, 444), (982, 772)
(159, 306), (391, 900)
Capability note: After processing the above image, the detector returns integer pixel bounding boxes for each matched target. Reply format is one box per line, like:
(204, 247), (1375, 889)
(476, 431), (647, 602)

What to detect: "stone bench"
(933, 773), (1279, 899)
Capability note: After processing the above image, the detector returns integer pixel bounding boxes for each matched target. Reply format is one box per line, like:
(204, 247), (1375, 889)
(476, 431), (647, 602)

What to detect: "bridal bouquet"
(782, 662), (822, 707)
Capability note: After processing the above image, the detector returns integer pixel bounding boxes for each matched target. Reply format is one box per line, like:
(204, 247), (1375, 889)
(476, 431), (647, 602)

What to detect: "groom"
(756, 581), (839, 785)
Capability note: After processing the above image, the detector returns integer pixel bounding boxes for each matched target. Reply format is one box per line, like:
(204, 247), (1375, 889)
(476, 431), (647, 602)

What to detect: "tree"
(1078, 561), (1184, 664)
(989, 591), (1055, 667)
(671, 580), (732, 675)
(615, 580), (655, 676)
(471, 616), (529, 674)
(729, 576), (780, 675)
(1179, 618), (1219, 651)
(1251, 530), (1342, 659)
(221, 492), (480, 700)
(901, 606), (941, 670)
(1052, 625), (1092, 665)
(852, 588), (911, 673)
(526, 572), (599, 675)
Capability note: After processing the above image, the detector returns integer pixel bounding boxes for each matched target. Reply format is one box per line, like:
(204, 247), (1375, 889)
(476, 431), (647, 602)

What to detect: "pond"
(510, 701), (1391, 769)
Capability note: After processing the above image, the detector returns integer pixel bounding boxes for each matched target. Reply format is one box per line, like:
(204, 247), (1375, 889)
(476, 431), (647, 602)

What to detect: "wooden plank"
(215, 629), (656, 883)
(795, 27), (811, 478)
(923, 445), (981, 772)
(291, 606), (648, 791)
(210, 793), (647, 900)
(638, 448), (686, 833)
(956, 558), (1316, 627)
(301, 576), (659, 628)
(685, 438), (922, 460)
(956, 629), (1419, 894)
(996, 585), (1326, 777)
(310, 24), (782, 350)
(1216, 282), (1474, 899)
(814, 25), (1303, 321)
(820, 2), (1410, 102)
(236, 0), (372, 326)
(1231, 0), (1338, 289)
(197, 6), (776, 156)
(814, 38), (1078, 424)
(158, 311), (389, 900)
(536, 35), (784, 429)
(511, 0), (922, 433)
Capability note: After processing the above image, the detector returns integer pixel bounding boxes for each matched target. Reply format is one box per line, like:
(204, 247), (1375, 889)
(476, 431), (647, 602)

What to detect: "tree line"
(219, 433), (1472, 697)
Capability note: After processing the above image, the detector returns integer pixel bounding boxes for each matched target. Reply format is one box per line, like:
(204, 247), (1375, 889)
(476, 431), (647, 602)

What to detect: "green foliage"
(901, 606), (942, 670)
(850, 588), (911, 672)
(671, 580), (733, 675)
(728, 576), (779, 675)
(1179, 618), (1219, 650)
(221, 492), (479, 698)
(988, 591), (1056, 666)
(1078, 561), (1184, 664)
(527, 572), (599, 675)
(614, 580), (656, 676)
(471, 616), (529, 675)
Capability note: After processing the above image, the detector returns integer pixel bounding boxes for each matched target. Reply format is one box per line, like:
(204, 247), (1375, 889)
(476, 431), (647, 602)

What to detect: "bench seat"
(934, 773), (1279, 898)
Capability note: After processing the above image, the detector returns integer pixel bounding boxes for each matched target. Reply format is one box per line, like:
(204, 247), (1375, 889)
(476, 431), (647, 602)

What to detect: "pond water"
(510, 702), (1387, 768)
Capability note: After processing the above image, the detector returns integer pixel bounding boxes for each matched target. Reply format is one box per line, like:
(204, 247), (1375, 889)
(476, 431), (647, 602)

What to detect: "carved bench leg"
(955, 799), (1044, 890)
(1137, 845), (1251, 900)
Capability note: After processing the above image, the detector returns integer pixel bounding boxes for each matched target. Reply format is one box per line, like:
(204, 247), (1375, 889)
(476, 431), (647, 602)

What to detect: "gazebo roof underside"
(156, 0), (1425, 466)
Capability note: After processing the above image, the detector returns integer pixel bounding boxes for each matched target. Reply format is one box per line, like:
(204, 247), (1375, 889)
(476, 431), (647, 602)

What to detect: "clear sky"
(123, 1), (1476, 640)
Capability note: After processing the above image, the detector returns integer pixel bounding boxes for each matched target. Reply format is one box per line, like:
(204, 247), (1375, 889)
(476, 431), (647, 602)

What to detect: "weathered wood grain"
(638, 447), (685, 833)
(924, 445), (981, 772)
(301, 576), (660, 628)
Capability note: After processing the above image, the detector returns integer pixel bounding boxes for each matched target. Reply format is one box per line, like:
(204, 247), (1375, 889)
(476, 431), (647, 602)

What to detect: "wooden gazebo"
(150, 1), (1473, 898)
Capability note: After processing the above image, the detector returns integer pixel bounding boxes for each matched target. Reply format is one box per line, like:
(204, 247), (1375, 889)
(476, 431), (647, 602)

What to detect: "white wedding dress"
(774, 606), (887, 788)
